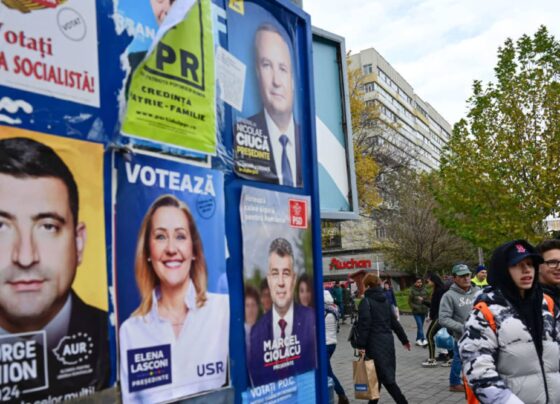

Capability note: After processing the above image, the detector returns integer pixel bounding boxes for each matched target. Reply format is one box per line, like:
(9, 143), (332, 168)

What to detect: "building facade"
(322, 47), (452, 287)
(349, 47), (451, 171)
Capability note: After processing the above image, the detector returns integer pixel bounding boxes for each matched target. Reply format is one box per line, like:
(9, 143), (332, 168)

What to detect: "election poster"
(121, 0), (217, 155)
(0, 126), (109, 401)
(240, 186), (316, 400)
(0, 0), (100, 107)
(228, 2), (304, 187)
(115, 153), (229, 403)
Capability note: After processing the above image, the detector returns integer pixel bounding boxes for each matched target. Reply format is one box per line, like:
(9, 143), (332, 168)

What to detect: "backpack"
(348, 298), (370, 349)
(464, 294), (554, 404)
(325, 308), (340, 333)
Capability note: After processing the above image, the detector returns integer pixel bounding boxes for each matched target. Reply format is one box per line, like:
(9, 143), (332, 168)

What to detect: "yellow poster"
(0, 126), (109, 401)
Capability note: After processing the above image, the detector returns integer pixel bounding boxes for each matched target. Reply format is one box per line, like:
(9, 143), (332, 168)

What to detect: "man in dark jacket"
(249, 238), (316, 386)
(0, 137), (109, 401)
(536, 239), (560, 307)
(357, 273), (411, 404)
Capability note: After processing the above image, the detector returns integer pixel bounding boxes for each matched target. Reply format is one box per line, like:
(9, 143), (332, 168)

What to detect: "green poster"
(122, 0), (216, 154)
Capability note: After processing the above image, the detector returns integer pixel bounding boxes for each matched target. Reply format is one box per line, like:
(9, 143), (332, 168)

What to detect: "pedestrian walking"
(341, 283), (353, 323)
(331, 281), (344, 318)
(383, 280), (399, 320)
(460, 239), (560, 403)
(421, 272), (448, 367)
(357, 273), (411, 404)
(537, 239), (560, 307)
(438, 264), (478, 392)
(471, 265), (489, 288)
(408, 277), (429, 346)
(323, 291), (349, 404)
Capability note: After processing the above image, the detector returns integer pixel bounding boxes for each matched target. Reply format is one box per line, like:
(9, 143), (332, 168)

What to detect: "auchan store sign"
(329, 257), (371, 270)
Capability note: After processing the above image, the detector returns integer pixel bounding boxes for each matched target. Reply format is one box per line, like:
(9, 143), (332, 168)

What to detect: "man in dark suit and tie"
(234, 23), (302, 187)
(248, 238), (316, 386)
(0, 137), (109, 400)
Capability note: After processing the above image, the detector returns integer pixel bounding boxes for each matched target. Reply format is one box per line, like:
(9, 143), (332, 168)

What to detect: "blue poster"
(240, 186), (316, 395)
(228, 1), (304, 187)
(115, 152), (229, 403)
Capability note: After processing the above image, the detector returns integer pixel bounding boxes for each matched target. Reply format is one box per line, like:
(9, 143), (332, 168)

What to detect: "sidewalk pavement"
(331, 314), (466, 404)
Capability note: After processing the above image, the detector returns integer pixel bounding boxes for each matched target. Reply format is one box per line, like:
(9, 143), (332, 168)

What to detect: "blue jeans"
(413, 314), (426, 341)
(450, 340), (462, 386)
(327, 344), (345, 396)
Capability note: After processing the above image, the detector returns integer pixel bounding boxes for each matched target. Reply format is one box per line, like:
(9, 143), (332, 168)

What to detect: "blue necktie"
(279, 134), (294, 187)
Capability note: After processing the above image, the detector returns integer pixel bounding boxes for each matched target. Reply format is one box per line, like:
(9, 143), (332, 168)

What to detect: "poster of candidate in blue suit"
(228, 2), (304, 187)
(115, 153), (229, 403)
(240, 186), (316, 389)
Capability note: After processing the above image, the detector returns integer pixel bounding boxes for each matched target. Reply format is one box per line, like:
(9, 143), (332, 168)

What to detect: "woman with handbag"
(357, 273), (411, 404)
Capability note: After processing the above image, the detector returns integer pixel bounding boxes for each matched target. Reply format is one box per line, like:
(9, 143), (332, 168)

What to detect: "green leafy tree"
(435, 26), (560, 251)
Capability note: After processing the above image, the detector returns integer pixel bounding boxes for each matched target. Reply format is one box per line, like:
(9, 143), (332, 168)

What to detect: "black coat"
(428, 287), (446, 320)
(356, 287), (409, 384)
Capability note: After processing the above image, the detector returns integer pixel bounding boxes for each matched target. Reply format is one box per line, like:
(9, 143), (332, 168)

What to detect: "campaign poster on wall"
(240, 186), (316, 400)
(0, 0), (100, 107)
(228, 2), (304, 187)
(0, 126), (109, 401)
(115, 153), (228, 403)
(121, 0), (217, 155)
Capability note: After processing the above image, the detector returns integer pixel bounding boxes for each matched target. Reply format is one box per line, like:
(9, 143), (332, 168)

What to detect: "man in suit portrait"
(248, 238), (316, 386)
(0, 137), (108, 398)
(235, 23), (302, 187)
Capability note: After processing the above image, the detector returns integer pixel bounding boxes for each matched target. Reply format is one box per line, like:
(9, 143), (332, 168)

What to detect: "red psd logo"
(289, 199), (307, 229)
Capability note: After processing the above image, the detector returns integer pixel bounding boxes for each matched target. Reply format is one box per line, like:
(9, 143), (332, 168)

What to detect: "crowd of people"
(323, 237), (560, 404)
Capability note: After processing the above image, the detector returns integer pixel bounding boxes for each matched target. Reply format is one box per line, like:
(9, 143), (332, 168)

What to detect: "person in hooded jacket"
(459, 239), (560, 404)
(439, 263), (479, 392)
(357, 273), (411, 404)
(324, 290), (349, 404)
(536, 239), (560, 308)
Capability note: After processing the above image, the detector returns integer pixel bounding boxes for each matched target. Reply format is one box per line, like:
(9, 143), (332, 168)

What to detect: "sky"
(304, 0), (560, 126)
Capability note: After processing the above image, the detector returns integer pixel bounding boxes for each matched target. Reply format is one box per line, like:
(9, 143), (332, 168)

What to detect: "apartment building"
(350, 47), (451, 171)
(322, 47), (452, 288)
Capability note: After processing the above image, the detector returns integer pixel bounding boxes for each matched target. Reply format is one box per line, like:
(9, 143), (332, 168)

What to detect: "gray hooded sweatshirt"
(438, 283), (479, 340)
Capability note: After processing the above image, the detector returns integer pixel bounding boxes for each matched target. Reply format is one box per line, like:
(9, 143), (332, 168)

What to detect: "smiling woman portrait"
(119, 194), (229, 403)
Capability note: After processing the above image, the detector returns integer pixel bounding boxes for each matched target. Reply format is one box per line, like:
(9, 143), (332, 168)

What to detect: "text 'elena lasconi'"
(125, 161), (216, 197)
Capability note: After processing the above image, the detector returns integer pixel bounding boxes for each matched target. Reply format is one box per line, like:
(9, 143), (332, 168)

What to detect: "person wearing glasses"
(460, 240), (560, 404)
(537, 239), (560, 307)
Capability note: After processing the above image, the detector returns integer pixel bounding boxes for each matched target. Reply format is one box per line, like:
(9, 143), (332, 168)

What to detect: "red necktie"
(279, 319), (287, 355)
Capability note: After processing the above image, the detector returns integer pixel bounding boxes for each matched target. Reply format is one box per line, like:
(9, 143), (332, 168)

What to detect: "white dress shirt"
(119, 283), (229, 403)
(264, 109), (296, 185)
(272, 303), (294, 341)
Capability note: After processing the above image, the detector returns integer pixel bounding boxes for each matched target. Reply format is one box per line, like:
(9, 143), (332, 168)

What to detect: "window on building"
(364, 82), (375, 92)
(321, 221), (342, 250)
(363, 64), (373, 74)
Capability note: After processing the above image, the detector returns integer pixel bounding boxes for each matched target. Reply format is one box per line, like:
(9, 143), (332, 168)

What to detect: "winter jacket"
(384, 288), (397, 307)
(471, 276), (489, 288)
(428, 287), (446, 320)
(459, 288), (560, 404)
(356, 287), (409, 385)
(438, 283), (479, 340)
(408, 286), (429, 315)
(541, 284), (560, 310)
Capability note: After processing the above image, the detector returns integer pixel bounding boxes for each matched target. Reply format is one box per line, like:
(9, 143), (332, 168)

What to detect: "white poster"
(0, 0), (100, 107)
